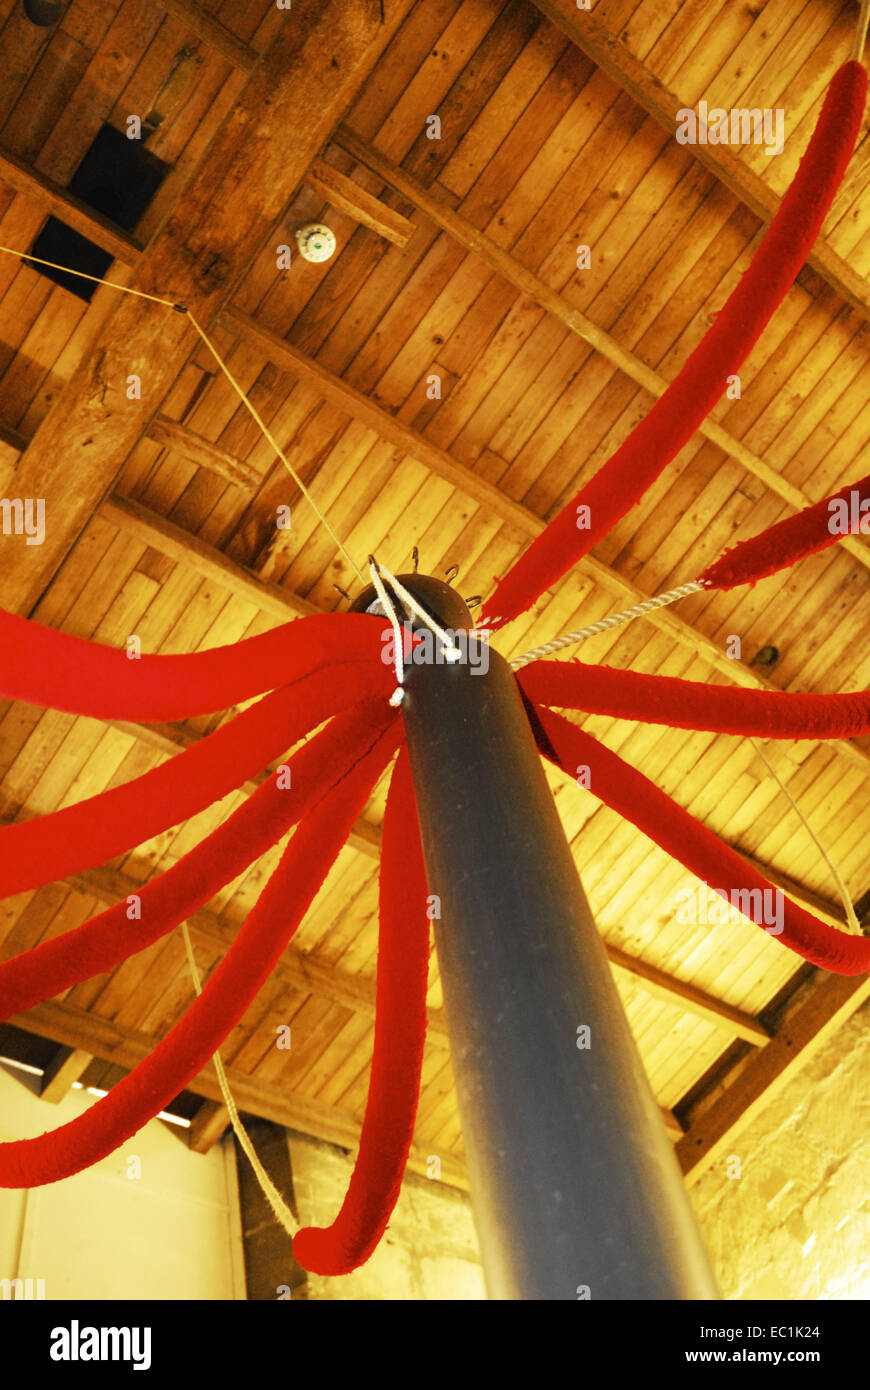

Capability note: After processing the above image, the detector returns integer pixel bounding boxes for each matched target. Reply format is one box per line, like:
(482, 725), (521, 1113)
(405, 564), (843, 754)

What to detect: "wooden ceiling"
(1, 0), (869, 1199)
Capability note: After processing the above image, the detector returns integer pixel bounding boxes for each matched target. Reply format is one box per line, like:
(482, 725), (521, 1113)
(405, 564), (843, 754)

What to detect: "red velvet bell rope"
(0, 703), (388, 1022)
(482, 60), (867, 628)
(699, 469), (870, 591)
(0, 607), (389, 720)
(0, 712), (401, 1188)
(536, 705), (870, 975)
(519, 661), (870, 739)
(293, 746), (430, 1276)
(0, 660), (392, 897)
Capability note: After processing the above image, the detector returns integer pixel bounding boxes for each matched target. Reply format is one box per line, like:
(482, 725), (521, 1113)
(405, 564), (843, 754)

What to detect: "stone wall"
(288, 1133), (485, 1300)
(689, 998), (870, 1301)
(285, 997), (869, 1301)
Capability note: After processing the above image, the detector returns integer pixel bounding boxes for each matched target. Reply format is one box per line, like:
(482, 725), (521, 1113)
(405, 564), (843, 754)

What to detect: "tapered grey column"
(354, 575), (718, 1301)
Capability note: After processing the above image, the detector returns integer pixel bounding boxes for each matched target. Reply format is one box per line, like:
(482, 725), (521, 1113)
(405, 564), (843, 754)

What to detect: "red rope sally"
(484, 60), (867, 628)
(0, 660), (392, 897)
(519, 661), (870, 739)
(0, 713), (399, 1188)
(536, 706), (870, 976)
(293, 747), (430, 1275)
(0, 607), (388, 720)
(699, 469), (870, 590)
(0, 702), (389, 1022)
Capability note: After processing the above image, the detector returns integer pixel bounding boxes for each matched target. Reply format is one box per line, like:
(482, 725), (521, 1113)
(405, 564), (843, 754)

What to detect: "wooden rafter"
(0, 0), (415, 618)
(215, 305), (870, 787)
(153, 0), (260, 74)
(528, 0), (870, 323)
(0, 148), (143, 264)
(677, 969), (870, 1182)
(332, 124), (870, 575)
(10, 997), (471, 1190)
(305, 160), (417, 247)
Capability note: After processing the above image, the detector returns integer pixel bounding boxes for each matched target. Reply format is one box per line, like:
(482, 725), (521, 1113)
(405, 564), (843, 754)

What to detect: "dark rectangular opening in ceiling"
(25, 123), (169, 301)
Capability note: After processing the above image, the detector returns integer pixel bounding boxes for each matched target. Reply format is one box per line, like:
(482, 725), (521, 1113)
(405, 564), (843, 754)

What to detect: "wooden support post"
(234, 1117), (307, 1300)
(39, 1046), (93, 1103)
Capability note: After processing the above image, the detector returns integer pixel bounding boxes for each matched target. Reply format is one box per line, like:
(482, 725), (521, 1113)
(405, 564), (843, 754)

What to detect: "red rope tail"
(519, 661), (870, 739)
(293, 746), (430, 1275)
(482, 60), (867, 629)
(0, 609), (389, 720)
(0, 702), (389, 1023)
(698, 469), (870, 591)
(0, 659), (392, 897)
(0, 709), (401, 1188)
(535, 705), (870, 976)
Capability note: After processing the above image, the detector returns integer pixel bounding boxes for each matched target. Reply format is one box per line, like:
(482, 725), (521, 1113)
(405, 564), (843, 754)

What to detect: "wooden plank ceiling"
(1, 0), (869, 1194)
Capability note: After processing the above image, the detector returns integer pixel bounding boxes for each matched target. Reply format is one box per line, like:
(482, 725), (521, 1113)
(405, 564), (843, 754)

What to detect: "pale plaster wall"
(0, 1064), (246, 1300)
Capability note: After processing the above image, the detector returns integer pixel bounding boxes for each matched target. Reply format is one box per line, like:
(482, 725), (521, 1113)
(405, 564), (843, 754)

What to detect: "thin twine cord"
(369, 556), (408, 706)
(749, 740), (862, 934)
(180, 923), (299, 1237)
(508, 581), (705, 669)
(376, 562), (462, 661)
(0, 242), (364, 584)
(186, 310), (364, 584)
(0, 244), (179, 305)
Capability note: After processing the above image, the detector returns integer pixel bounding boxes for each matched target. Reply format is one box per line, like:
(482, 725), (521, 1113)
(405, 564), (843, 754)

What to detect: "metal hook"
(464, 595), (482, 609)
(333, 584), (350, 600)
(412, 546), (419, 573)
(444, 564), (459, 584)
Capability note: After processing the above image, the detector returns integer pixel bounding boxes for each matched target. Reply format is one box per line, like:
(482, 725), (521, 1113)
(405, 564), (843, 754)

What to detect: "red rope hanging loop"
(0, 701), (390, 1022)
(699, 469), (870, 591)
(0, 713), (400, 1189)
(519, 661), (870, 739)
(483, 60), (867, 628)
(293, 746), (431, 1275)
(0, 661), (392, 898)
(536, 705), (870, 976)
(0, 608), (389, 719)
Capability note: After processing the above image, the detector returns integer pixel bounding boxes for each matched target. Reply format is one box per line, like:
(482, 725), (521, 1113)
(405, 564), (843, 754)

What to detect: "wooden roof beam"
(39, 1045), (94, 1103)
(10, 997), (470, 1191)
(0, 148), (143, 265)
(186, 1099), (231, 1153)
(215, 306), (870, 786)
(331, 125), (870, 577)
(676, 969), (870, 1183)
(153, 0), (260, 74)
(146, 415), (262, 491)
(0, 0), (415, 618)
(528, 0), (870, 324)
(305, 159), (416, 247)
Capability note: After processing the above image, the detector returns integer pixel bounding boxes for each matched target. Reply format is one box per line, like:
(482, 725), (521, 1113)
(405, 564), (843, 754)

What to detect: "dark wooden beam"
(187, 1098), (230, 1153)
(10, 997), (470, 1190)
(153, 0), (260, 73)
(677, 970), (870, 1183)
(0, 147), (143, 264)
(39, 1045), (93, 1103)
(0, 0), (415, 617)
(305, 159), (416, 247)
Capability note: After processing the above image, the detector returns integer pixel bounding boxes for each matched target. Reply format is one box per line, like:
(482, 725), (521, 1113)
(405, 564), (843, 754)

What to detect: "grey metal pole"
(353, 575), (718, 1301)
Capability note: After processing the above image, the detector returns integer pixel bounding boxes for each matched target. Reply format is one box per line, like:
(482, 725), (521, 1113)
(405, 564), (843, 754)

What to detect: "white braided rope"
(508, 581), (705, 669)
